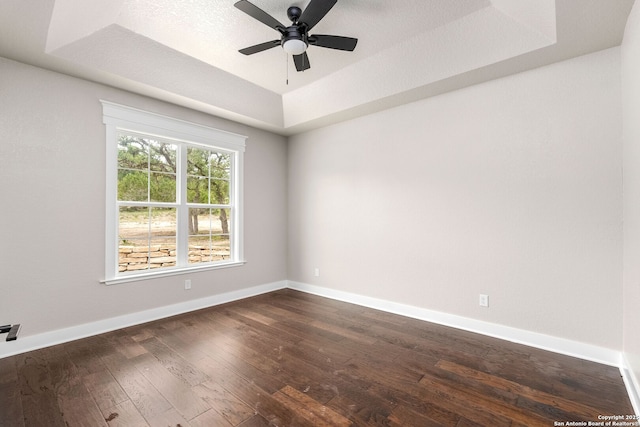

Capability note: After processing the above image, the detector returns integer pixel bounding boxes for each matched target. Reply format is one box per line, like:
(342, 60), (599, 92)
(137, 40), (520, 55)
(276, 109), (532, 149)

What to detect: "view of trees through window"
(117, 135), (232, 272)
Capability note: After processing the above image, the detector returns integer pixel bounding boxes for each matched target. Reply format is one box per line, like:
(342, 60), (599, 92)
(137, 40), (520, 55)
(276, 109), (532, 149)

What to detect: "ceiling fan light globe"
(282, 39), (307, 55)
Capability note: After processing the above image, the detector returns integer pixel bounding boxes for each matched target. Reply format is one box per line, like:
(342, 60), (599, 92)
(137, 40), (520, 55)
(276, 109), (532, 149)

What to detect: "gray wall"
(0, 57), (288, 337)
(288, 47), (623, 350)
(622, 0), (640, 403)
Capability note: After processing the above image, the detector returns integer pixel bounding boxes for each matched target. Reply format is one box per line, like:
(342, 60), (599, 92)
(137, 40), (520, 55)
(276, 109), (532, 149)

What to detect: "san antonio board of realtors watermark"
(554, 415), (640, 426)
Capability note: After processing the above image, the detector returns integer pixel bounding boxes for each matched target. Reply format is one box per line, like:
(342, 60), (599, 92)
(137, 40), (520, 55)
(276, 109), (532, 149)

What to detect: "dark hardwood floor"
(0, 289), (634, 426)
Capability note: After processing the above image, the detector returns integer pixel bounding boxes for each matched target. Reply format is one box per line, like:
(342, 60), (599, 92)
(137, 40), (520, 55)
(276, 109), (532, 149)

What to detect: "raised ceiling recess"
(0, 0), (634, 134)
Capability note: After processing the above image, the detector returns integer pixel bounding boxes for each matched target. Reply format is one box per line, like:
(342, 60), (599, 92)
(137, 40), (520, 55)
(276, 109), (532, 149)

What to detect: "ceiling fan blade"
(293, 52), (311, 72)
(309, 34), (357, 51)
(239, 40), (281, 55)
(234, 0), (285, 33)
(299, 0), (337, 31)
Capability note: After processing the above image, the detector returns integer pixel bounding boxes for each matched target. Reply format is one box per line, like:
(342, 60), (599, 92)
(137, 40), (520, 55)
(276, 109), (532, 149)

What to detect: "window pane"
(188, 235), (209, 264)
(149, 238), (176, 269)
(119, 207), (149, 242)
(187, 176), (209, 203)
(188, 207), (209, 237)
(150, 172), (176, 202)
(187, 147), (209, 176)
(188, 235), (230, 263)
(149, 141), (177, 173)
(118, 136), (148, 170)
(210, 179), (230, 204)
(118, 239), (153, 272)
(188, 208), (231, 264)
(150, 208), (176, 268)
(118, 170), (148, 201)
(119, 206), (152, 271)
(118, 207), (177, 272)
(211, 208), (231, 236)
(118, 138), (177, 203)
(211, 234), (231, 261)
(150, 207), (176, 239)
(118, 135), (149, 202)
(210, 152), (231, 180)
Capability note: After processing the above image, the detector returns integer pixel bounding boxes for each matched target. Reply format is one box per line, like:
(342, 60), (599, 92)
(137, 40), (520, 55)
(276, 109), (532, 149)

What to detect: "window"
(102, 101), (246, 284)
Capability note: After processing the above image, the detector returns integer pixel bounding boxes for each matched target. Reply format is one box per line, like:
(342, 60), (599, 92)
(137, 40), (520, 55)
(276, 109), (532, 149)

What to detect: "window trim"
(101, 101), (246, 285)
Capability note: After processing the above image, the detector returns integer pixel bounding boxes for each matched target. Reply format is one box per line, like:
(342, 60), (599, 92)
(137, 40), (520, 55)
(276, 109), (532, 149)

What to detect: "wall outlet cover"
(479, 294), (489, 307)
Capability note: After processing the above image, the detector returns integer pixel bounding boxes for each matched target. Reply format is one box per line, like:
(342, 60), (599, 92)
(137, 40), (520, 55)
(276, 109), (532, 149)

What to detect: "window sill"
(101, 260), (247, 285)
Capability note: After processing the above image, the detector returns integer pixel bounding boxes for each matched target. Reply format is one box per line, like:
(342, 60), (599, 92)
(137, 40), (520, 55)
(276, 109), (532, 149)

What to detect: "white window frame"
(101, 101), (246, 285)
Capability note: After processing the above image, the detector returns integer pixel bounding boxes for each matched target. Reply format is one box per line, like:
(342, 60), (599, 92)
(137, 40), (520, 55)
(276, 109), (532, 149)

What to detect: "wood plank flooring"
(0, 289), (634, 426)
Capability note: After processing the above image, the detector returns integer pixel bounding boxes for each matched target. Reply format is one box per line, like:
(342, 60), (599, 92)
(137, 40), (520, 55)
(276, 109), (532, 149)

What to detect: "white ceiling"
(0, 0), (635, 135)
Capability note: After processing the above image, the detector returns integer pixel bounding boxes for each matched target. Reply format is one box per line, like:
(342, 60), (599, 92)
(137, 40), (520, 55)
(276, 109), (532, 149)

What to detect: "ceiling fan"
(234, 0), (358, 72)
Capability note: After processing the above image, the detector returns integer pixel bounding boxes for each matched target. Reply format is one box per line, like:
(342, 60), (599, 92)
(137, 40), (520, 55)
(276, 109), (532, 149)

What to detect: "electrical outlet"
(185, 279), (192, 290)
(314, 268), (320, 277)
(479, 294), (489, 307)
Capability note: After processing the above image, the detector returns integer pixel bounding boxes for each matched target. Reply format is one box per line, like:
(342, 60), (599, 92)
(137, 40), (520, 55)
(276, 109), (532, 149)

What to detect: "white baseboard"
(2, 279), (638, 415)
(621, 353), (640, 416)
(287, 281), (640, 416)
(0, 280), (287, 359)
(287, 281), (622, 367)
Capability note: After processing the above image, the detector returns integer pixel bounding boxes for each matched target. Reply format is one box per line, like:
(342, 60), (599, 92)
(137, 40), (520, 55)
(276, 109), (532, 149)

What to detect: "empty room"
(1, 0), (640, 425)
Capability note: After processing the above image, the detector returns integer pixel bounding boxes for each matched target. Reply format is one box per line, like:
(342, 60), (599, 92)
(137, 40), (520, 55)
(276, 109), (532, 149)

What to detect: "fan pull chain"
(286, 53), (289, 85)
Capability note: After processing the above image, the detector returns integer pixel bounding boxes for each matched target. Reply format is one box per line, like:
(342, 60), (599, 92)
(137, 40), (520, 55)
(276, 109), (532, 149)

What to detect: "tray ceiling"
(0, 0), (635, 135)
